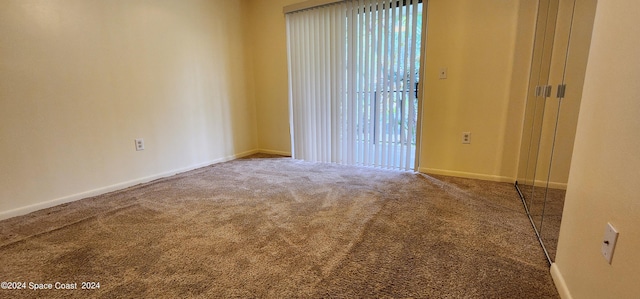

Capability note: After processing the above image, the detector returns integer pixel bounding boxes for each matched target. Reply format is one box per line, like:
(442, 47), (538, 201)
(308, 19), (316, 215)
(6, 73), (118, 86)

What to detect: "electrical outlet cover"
(462, 132), (471, 144)
(135, 138), (145, 151)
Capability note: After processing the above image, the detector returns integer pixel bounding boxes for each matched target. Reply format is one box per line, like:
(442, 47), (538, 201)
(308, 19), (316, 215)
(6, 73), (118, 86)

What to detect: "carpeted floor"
(0, 154), (559, 298)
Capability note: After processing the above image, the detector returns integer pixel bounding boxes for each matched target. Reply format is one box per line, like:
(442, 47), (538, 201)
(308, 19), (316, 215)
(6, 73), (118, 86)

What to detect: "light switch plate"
(439, 67), (448, 79)
(601, 222), (619, 264)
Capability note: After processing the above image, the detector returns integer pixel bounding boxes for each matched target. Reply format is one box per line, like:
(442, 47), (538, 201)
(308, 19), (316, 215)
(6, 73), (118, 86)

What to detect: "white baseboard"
(551, 263), (573, 299)
(419, 167), (514, 183)
(516, 179), (567, 190)
(538, 180), (567, 190)
(420, 167), (568, 190)
(0, 149), (259, 221)
(257, 149), (292, 156)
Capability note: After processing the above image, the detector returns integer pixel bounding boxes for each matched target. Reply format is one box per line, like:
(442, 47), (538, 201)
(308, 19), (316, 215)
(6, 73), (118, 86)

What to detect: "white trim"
(517, 179), (568, 190)
(419, 167), (514, 183)
(549, 182), (567, 190)
(419, 167), (568, 189)
(535, 179), (567, 190)
(551, 263), (573, 299)
(0, 149), (259, 221)
(257, 149), (292, 156)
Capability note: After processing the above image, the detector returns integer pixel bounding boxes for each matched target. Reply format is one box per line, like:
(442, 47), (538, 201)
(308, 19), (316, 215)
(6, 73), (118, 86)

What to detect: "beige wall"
(245, 0), (299, 155)
(551, 0), (640, 297)
(0, 0), (258, 217)
(419, 0), (536, 182)
(248, 0), (538, 180)
(0, 0), (547, 218)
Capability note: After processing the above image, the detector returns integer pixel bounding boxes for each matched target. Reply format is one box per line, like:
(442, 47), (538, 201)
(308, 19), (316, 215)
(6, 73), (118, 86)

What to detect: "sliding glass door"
(286, 0), (424, 171)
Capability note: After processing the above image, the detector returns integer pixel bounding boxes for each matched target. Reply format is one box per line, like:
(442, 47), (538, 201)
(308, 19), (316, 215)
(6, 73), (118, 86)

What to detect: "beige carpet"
(0, 154), (559, 298)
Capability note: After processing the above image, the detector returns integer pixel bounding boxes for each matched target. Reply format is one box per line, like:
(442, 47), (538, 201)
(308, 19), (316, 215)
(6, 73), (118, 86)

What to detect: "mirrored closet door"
(515, 0), (596, 263)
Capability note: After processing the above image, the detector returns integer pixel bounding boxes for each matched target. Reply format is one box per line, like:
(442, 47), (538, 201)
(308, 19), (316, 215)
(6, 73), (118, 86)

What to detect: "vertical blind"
(286, 0), (423, 171)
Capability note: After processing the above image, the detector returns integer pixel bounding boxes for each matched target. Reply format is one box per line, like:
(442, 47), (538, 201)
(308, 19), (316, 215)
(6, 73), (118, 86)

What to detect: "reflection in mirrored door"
(530, 0), (559, 234)
(515, 0), (596, 263)
(538, 0), (597, 261)
(516, 0), (560, 255)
